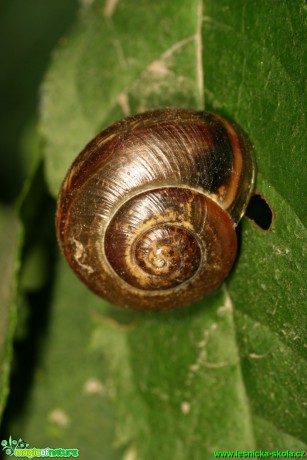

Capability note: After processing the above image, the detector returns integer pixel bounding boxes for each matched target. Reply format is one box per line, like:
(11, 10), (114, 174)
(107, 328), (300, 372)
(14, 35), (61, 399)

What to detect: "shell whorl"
(56, 108), (254, 311)
(104, 187), (237, 294)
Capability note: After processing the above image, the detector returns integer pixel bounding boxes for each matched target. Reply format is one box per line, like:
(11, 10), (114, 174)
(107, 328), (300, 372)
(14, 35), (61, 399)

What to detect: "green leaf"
(4, 0), (306, 457)
(202, 1), (306, 226)
(0, 206), (20, 419)
(6, 257), (124, 460)
(91, 291), (256, 454)
(230, 179), (306, 444)
(41, 0), (203, 197)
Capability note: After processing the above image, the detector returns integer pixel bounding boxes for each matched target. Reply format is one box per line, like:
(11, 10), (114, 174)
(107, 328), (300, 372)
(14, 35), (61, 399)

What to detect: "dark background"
(0, 0), (79, 446)
(0, 0), (79, 203)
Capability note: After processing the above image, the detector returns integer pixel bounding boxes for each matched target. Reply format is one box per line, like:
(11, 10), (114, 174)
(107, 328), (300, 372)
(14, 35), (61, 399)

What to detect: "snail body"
(56, 108), (255, 311)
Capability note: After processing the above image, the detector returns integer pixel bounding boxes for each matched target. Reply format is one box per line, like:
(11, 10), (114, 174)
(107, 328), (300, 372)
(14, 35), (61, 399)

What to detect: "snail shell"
(56, 108), (255, 311)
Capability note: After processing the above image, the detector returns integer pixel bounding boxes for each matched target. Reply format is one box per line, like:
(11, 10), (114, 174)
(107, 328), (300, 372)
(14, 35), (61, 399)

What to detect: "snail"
(56, 108), (255, 311)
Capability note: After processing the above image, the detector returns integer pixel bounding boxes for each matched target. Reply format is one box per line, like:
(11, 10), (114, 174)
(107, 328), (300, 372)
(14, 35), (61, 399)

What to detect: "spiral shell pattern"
(56, 108), (254, 311)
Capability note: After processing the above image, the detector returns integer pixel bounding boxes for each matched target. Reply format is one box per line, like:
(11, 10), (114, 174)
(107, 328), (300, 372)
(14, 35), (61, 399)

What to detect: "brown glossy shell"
(56, 108), (255, 311)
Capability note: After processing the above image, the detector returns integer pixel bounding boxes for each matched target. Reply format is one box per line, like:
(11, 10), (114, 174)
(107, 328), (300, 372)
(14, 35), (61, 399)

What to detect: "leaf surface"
(4, 0), (306, 457)
(0, 207), (20, 419)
